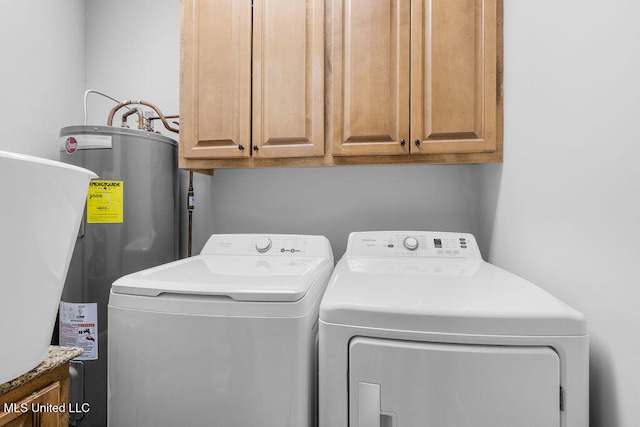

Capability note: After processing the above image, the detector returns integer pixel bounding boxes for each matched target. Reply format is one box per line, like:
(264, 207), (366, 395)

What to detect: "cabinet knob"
(415, 139), (421, 147)
(238, 144), (245, 151)
(400, 139), (406, 147)
(253, 145), (259, 151)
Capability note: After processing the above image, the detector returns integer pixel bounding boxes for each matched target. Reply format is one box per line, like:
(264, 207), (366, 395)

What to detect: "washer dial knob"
(255, 236), (272, 253)
(403, 236), (419, 251)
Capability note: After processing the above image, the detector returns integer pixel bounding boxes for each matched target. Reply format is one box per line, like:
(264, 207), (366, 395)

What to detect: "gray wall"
(0, 0), (86, 159)
(207, 165), (481, 261)
(478, 1), (640, 425)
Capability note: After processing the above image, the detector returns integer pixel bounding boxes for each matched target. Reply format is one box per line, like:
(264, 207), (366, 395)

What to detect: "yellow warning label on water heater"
(87, 180), (123, 223)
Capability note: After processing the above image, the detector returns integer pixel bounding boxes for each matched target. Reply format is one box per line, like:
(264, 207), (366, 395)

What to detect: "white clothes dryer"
(108, 234), (333, 427)
(319, 231), (588, 427)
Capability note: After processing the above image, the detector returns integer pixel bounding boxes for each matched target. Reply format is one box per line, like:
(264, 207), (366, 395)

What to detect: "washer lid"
(111, 255), (329, 302)
(320, 258), (586, 336)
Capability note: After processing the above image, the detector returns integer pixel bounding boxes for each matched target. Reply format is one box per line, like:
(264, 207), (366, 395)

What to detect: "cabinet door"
(252, 0), (325, 158)
(411, 0), (498, 154)
(0, 382), (61, 427)
(180, 0), (251, 159)
(329, 0), (410, 156)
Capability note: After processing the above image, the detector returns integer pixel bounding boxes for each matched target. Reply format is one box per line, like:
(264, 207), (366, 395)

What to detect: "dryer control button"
(255, 236), (272, 253)
(403, 237), (419, 251)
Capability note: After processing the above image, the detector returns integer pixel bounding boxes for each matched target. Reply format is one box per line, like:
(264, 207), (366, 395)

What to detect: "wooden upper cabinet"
(329, 0), (410, 156)
(411, 0), (498, 154)
(329, 0), (500, 157)
(252, 0), (325, 158)
(179, 0), (502, 169)
(180, 0), (324, 162)
(180, 0), (252, 159)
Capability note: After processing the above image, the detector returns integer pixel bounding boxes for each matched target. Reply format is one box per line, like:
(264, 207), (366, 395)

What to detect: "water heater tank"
(57, 125), (179, 427)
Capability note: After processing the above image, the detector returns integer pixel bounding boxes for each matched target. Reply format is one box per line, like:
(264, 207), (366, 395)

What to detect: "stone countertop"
(0, 346), (83, 395)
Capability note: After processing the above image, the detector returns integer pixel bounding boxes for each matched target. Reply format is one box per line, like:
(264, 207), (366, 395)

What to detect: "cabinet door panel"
(0, 382), (61, 427)
(330, 0), (410, 156)
(411, 0), (497, 154)
(253, 0), (324, 158)
(180, 0), (251, 159)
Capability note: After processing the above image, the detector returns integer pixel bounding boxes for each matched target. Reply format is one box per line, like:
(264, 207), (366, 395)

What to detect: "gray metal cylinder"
(58, 125), (179, 427)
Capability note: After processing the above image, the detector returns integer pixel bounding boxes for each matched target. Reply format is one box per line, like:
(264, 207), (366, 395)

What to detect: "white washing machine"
(319, 231), (588, 427)
(108, 234), (333, 427)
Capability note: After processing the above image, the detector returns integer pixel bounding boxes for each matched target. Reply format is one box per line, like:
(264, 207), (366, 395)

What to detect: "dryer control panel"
(346, 231), (483, 260)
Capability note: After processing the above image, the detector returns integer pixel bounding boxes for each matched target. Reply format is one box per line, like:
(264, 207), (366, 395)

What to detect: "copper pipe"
(121, 107), (145, 129)
(107, 100), (179, 133)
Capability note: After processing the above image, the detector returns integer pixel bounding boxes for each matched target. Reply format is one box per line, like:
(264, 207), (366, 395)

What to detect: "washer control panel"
(201, 234), (332, 260)
(347, 231), (482, 260)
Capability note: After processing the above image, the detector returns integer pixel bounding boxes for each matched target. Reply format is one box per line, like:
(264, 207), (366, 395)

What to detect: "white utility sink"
(0, 150), (97, 384)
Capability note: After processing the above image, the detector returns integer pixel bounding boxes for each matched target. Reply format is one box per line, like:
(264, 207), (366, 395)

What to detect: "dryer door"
(349, 337), (560, 427)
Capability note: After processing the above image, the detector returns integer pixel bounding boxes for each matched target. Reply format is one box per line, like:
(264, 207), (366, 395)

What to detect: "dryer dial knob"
(255, 237), (272, 253)
(403, 237), (419, 251)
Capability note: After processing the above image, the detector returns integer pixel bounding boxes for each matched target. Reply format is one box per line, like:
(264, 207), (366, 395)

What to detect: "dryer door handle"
(358, 382), (381, 427)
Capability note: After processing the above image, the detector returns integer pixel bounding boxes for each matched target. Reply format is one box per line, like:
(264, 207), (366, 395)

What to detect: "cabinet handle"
(238, 144), (245, 151)
(415, 139), (421, 147)
(400, 139), (406, 147)
(253, 145), (259, 151)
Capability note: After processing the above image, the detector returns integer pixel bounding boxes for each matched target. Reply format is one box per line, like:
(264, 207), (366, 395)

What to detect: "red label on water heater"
(65, 137), (78, 154)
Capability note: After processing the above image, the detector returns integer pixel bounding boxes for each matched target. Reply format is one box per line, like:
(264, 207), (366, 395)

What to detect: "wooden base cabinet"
(0, 364), (70, 427)
(0, 383), (60, 427)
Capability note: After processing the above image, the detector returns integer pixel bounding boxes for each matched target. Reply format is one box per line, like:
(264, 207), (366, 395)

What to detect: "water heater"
(57, 125), (179, 427)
